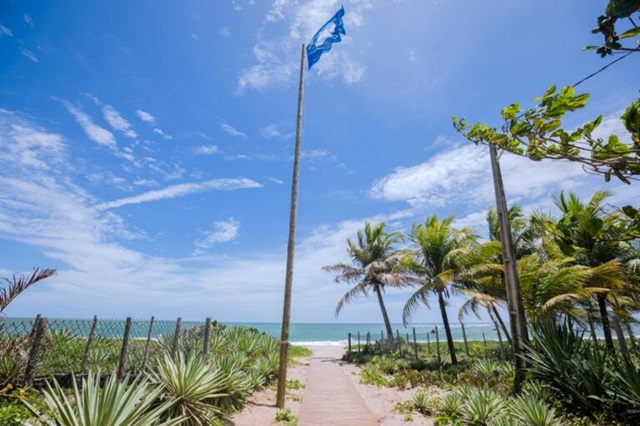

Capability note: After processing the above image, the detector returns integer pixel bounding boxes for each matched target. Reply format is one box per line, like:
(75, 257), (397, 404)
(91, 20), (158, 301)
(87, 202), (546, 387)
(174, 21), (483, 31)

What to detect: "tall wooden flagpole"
(276, 43), (306, 409)
(489, 144), (529, 393)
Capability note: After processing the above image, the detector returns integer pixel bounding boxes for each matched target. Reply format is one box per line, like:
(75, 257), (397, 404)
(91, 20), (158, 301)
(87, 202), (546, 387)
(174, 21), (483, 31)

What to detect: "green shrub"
(460, 388), (506, 426)
(508, 395), (563, 426)
(275, 407), (298, 425)
(24, 371), (180, 426)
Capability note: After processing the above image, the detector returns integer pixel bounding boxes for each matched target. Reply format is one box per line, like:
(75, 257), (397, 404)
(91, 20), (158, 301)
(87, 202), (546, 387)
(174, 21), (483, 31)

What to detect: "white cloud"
(219, 27), (231, 37)
(193, 218), (240, 253)
(133, 178), (157, 187)
(24, 14), (34, 28)
(0, 23), (12, 37)
(0, 110), (393, 322)
(236, 0), (371, 94)
(63, 102), (117, 149)
(190, 33), (200, 40)
(302, 149), (331, 159)
(0, 109), (66, 171)
(370, 143), (589, 208)
(20, 48), (39, 63)
(136, 109), (156, 124)
(153, 128), (172, 140)
(96, 178), (262, 210)
(194, 145), (219, 155)
(269, 177), (284, 184)
(261, 123), (281, 139)
(103, 105), (137, 138)
(220, 123), (247, 138)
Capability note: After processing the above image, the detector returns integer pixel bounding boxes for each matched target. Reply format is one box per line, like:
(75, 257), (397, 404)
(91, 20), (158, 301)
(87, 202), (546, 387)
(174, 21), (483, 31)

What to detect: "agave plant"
(24, 371), (181, 426)
(437, 392), (464, 417)
(460, 388), (506, 426)
(149, 353), (229, 425)
(524, 320), (612, 412)
(411, 392), (431, 415)
(210, 354), (253, 413)
(508, 395), (563, 426)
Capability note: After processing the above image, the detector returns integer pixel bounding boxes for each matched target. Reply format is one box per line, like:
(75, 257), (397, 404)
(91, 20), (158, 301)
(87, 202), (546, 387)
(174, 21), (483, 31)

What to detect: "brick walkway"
(298, 347), (378, 426)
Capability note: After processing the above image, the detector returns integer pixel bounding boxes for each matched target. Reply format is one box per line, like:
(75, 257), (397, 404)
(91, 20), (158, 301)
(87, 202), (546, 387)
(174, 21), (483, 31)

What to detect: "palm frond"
(1, 268), (56, 312)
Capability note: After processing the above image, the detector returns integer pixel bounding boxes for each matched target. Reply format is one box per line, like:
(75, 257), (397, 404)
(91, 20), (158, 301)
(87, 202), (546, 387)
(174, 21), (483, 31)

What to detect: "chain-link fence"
(0, 316), (215, 388)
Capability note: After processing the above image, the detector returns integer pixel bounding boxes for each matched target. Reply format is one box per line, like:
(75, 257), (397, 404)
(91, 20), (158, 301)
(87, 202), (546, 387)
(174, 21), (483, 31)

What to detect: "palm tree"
(551, 191), (632, 351)
(402, 215), (476, 365)
(323, 221), (411, 351)
(452, 240), (512, 344)
(487, 205), (541, 259)
(1, 268), (56, 313)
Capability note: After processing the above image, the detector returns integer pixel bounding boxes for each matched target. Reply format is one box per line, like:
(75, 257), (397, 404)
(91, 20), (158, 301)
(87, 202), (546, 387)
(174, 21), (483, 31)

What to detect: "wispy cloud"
(0, 23), (12, 37)
(96, 178), (262, 210)
(20, 48), (39, 63)
(236, 0), (371, 94)
(220, 123), (247, 138)
(103, 105), (137, 138)
(193, 218), (240, 254)
(63, 102), (117, 149)
(261, 123), (281, 139)
(268, 177), (284, 184)
(194, 145), (219, 155)
(219, 27), (231, 37)
(153, 128), (172, 140)
(302, 149), (331, 159)
(24, 14), (34, 28)
(136, 109), (155, 124)
(0, 109), (66, 171)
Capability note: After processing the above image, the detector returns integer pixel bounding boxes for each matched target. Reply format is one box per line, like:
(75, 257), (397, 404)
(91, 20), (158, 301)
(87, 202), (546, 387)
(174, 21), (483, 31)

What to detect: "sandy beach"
(230, 345), (434, 425)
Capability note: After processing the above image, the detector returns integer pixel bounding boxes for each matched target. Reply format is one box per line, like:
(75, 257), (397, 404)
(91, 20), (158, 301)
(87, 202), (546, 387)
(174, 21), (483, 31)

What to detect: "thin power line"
(572, 51), (635, 88)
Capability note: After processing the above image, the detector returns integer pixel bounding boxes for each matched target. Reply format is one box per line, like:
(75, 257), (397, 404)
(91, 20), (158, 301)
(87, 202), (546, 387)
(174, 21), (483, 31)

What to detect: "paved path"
(298, 346), (378, 426)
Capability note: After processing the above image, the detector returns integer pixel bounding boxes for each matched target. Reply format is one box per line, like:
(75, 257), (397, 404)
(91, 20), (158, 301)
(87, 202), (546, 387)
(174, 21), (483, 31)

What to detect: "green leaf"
(619, 26), (640, 39)
(501, 103), (520, 120)
(622, 205), (638, 218)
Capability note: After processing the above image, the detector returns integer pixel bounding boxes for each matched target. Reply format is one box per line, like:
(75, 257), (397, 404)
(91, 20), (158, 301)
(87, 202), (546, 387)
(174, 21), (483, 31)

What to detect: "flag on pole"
(306, 6), (346, 69)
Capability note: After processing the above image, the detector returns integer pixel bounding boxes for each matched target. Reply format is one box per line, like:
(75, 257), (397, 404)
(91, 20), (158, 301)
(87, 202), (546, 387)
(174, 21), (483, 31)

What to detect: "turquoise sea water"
(1, 317), (500, 345)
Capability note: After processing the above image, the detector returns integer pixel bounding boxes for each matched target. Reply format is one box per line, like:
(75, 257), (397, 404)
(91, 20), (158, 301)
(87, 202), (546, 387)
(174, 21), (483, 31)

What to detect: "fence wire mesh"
(0, 316), (208, 388)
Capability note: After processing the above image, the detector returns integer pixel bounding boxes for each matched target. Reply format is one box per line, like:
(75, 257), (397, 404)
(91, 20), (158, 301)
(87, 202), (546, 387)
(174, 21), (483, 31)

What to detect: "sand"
(229, 346), (434, 425)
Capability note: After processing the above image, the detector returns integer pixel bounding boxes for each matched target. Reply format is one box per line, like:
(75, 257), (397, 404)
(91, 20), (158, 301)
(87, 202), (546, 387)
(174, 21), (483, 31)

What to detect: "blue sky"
(1, 0), (638, 324)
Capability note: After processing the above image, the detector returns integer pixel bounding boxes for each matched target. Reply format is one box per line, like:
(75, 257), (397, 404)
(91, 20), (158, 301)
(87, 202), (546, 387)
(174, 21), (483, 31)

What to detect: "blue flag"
(306, 6), (346, 70)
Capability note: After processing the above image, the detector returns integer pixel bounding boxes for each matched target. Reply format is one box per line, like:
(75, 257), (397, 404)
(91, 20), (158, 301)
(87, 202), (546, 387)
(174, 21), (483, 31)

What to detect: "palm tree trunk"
(597, 294), (614, 353)
(438, 291), (457, 364)
(374, 285), (395, 351)
(491, 305), (512, 346)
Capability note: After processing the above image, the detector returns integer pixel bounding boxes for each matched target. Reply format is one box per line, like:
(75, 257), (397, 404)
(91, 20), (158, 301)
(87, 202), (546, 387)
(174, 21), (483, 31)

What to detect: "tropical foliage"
(323, 221), (413, 350)
(402, 215), (476, 364)
(0, 268), (56, 313)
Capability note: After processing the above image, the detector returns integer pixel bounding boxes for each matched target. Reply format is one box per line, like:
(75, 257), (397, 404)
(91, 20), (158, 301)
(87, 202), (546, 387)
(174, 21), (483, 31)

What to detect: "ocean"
(0, 317), (500, 345)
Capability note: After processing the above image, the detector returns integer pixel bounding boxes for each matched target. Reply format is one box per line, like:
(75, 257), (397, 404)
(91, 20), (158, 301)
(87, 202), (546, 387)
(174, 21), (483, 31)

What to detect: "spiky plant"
(412, 393), (431, 414)
(149, 353), (229, 425)
(209, 354), (253, 413)
(460, 388), (506, 426)
(508, 395), (563, 426)
(437, 392), (464, 417)
(24, 371), (181, 426)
